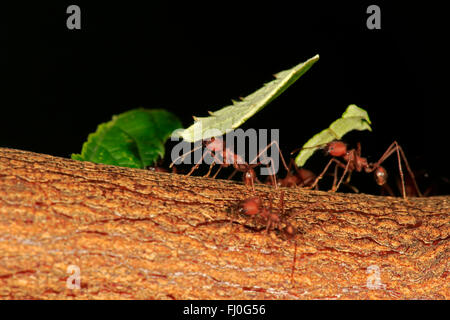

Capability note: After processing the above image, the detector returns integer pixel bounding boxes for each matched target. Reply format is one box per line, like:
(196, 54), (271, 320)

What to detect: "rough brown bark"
(0, 147), (448, 299)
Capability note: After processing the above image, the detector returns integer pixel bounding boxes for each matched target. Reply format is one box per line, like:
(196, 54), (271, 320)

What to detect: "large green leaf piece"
(72, 108), (182, 168)
(176, 54), (320, 142)
(294, 104), (372, 167)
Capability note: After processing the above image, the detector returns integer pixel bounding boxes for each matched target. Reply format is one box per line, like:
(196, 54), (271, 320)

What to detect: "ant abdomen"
(374, 166), (388, 185)
(243, 169), (257, 186)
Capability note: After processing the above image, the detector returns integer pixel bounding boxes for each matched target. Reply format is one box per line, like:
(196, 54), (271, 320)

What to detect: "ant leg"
(395, 143), (422, 197)
(247, 140), (289, 189)
(288, 158), (294, 172)
(204, 162), (216, 178)
(247, 169), (256, 192)
(372, 141), (422, 198)
(254, 158), (279, 189)
(290, 241), (297, 284)
(243, 160), (277, 189)
(332, 162), (358, 193)
(250, 140), (290, 174)
(227, 169), (238, 180)
(269, 160), (278, 189)
(203, 152), (223, 177)
(262, 158), (278, 189)
(265, 218), (271, 233)
(308, 158), (346, 190)
(332, 161), (339, 191)
(170, 142), (204, 169)
(338, 169), (359, 193)
(187, 149), (211, 176)
(345, 171), (353, 184)
(333, 157), (352, 192)
(212, 165), (223, 179)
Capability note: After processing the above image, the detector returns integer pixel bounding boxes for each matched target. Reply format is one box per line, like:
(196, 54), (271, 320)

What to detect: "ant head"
(374, 166), (388, 186)
(326, 141), (347, 157)
(238, 197), (261, 216)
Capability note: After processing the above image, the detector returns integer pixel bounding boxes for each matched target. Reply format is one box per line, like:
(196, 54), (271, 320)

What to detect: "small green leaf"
(72, 108), (182, 168)
(294, 104), (372, 167)
(176, 55), (320, 142)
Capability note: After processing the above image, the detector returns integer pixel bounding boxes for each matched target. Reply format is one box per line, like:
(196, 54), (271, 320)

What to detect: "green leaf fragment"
(294, 104), (372, 167)
(176, 54), (320, 142)
(71, 108), (182, 169)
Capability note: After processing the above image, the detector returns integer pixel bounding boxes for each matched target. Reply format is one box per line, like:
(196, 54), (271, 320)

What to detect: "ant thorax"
(204, 137), (224, 152)
(356, 156), (369, 172)
(343, 152), (365, 172)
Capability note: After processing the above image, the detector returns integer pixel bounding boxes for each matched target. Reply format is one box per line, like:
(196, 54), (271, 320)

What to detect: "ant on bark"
(170, 137), (290, 191)
(236, 191), (298, 282)
(305, 140), (422, 199)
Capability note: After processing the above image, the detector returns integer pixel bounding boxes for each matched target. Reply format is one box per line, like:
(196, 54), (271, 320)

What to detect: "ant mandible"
(170, 137), (290, 191)
(307, 140), (422, 199)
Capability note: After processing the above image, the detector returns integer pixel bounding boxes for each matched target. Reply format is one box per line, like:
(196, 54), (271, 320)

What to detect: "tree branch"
(0, 148), (448, 299)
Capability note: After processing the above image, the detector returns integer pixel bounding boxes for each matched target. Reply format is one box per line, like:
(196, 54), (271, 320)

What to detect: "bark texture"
(0, 147), (448, 299)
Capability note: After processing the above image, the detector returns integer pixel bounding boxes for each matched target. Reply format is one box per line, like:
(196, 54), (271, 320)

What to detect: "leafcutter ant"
(236, 191), (298, 282)
(306, 140), (422, 199)
(170, 137), (290, 191)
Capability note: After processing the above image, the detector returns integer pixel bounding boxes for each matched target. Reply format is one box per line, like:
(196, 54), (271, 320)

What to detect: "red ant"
(170, 137), (290, 191)
(306, 140), (422, 199)
(237, 191), (298, 282)
(273, 159), (317, 188)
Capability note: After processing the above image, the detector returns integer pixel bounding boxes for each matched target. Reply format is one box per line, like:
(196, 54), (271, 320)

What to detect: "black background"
(3, 1), (449, 195)
(3, 300), (444, 318)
